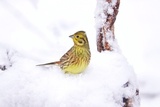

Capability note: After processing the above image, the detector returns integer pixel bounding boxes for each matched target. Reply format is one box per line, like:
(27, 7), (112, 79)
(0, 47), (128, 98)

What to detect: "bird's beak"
(69, 35), (74, 38)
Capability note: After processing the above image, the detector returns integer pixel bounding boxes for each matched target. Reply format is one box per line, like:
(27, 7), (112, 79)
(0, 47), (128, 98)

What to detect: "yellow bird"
(37, 31), (91, 74)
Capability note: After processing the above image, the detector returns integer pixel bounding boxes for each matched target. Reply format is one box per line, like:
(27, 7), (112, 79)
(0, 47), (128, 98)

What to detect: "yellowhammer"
(37, 31), (91, 74)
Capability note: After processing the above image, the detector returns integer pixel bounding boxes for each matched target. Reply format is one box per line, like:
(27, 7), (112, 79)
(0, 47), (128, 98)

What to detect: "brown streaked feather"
(59, 47), (74, 69)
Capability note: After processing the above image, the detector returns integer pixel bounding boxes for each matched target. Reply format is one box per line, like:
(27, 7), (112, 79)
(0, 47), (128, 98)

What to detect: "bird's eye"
(76, 35), (79, 38)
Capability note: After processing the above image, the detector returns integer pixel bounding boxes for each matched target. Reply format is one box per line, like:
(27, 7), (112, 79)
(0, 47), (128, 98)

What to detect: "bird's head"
(69, 31), (89, 48)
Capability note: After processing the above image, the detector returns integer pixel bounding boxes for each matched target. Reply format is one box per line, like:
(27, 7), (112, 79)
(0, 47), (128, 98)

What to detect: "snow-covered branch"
(95, 0), (120, 52)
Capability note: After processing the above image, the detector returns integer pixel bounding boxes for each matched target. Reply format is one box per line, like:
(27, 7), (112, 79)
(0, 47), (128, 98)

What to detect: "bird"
(37, 31), (91, 74)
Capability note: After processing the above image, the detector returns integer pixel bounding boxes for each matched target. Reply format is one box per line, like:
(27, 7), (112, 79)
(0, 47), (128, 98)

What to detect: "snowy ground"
(0, 0), (160, 107)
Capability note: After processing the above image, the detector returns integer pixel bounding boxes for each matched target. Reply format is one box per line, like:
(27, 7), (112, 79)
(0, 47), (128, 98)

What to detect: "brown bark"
(96, 0), (120, 52)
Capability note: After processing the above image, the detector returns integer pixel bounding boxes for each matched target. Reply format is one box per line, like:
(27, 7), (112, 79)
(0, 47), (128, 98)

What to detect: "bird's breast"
(63, 47), (90, 74)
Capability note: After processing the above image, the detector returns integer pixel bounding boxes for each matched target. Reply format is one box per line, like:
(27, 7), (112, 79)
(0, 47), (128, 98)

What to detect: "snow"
(0, 46), (138, 107)
(0, 0), (159, 107)
(95, 0), (108, 29)
(95, 0), (117, 27)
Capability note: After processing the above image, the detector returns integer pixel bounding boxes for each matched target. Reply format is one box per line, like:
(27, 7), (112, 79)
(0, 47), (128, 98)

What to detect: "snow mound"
(0, 47), (139, 107)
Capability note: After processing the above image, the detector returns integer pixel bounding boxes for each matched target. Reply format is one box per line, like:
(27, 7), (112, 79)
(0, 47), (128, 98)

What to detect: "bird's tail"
(36, 61), (60, 66)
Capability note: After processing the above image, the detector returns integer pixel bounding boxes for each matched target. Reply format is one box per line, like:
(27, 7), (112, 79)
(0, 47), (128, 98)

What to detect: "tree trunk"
(95, 0), (120, 52)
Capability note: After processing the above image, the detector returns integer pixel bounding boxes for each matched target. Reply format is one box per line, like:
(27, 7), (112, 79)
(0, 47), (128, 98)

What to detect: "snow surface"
(0, 0), (160, 107)
(0, 46), (139, 107)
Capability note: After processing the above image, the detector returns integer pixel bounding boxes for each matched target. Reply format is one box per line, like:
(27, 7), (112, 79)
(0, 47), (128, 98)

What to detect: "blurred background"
(0, 0), (160, 106)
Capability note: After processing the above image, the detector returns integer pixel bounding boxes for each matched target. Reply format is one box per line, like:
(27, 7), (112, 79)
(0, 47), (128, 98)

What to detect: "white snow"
(95, 0), (108, 29)
(0, 46), (139, 107)
(95, 0), (117, 28)
(0, 0), (159, 107)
